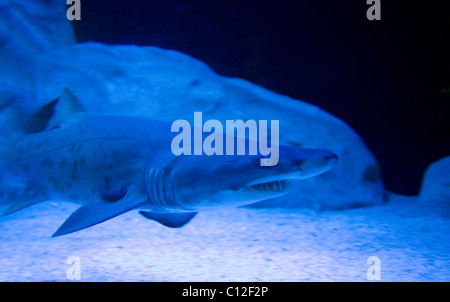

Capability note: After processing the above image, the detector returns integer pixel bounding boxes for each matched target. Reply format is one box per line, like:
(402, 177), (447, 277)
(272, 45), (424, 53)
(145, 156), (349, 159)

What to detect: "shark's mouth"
(247, 179), (291, 192)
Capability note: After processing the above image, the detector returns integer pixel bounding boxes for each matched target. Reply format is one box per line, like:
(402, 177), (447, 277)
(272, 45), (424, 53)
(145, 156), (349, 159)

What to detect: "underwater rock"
(0, 0), (75, 113)
(0, 0), (75, 137)
(0, 1), (384, 210)
(419, 156), (450, 218)
(27, 43), (386, 210)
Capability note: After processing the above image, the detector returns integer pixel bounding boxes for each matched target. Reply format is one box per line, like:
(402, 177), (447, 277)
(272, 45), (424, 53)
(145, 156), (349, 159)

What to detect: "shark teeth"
(248, 180), (291, 192)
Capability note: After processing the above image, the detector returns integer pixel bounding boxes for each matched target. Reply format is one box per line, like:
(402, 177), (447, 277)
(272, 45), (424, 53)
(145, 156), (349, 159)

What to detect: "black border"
(0, 282), (446, 299)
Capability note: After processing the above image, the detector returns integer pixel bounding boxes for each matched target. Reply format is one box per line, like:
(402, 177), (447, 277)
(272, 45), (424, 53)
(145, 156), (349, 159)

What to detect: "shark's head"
(159, 146), (338, 210)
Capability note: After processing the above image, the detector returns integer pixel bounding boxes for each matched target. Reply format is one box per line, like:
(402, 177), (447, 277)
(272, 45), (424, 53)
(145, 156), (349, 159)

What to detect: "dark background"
(73, 0), (450, 195)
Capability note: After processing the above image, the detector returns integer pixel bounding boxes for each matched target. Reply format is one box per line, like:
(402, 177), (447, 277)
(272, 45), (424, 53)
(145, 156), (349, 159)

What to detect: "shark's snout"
(241, 149), (337, 198)
(168, 146), (339, 210)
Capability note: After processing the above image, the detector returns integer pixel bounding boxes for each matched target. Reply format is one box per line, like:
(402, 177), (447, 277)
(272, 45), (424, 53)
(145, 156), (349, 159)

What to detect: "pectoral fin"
(52, 192), (146, 237)
(139, 211), (197, 228)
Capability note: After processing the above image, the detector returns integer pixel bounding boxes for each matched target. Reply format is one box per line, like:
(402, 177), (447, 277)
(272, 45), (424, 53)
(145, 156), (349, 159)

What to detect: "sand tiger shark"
(0, 89), (338, 237)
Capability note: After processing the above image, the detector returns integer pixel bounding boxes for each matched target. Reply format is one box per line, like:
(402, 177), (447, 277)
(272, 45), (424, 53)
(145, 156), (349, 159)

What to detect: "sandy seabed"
(0, 195), (449, 282)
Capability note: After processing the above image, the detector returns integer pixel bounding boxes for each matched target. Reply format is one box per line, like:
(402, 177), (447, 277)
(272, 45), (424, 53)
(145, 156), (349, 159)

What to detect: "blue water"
(1, 0), (449, 283)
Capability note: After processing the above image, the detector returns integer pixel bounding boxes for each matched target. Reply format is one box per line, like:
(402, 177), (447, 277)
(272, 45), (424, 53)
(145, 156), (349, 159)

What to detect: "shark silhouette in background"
(0, 89), (337, 237)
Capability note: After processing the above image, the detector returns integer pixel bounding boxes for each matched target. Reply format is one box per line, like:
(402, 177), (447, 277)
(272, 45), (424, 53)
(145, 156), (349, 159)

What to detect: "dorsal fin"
(46, 88), (87, 130)
(23, 98), (59, 133)
(24, 88), (87, 134)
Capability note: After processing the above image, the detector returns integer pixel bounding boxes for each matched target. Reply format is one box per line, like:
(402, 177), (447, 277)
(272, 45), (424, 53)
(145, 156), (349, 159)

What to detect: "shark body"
(0, 90), (338, 237)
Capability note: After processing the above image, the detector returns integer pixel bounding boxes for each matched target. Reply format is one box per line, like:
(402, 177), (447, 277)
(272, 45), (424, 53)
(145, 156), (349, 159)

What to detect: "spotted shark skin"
(0, 90), (338, 237)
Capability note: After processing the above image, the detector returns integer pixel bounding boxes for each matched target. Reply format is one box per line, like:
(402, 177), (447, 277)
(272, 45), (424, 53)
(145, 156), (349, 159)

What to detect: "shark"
(0, 89), (338, 237)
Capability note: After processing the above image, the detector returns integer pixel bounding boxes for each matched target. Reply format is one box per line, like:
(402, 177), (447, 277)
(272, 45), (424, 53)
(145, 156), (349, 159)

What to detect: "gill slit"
(146, 166), (176, 208)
